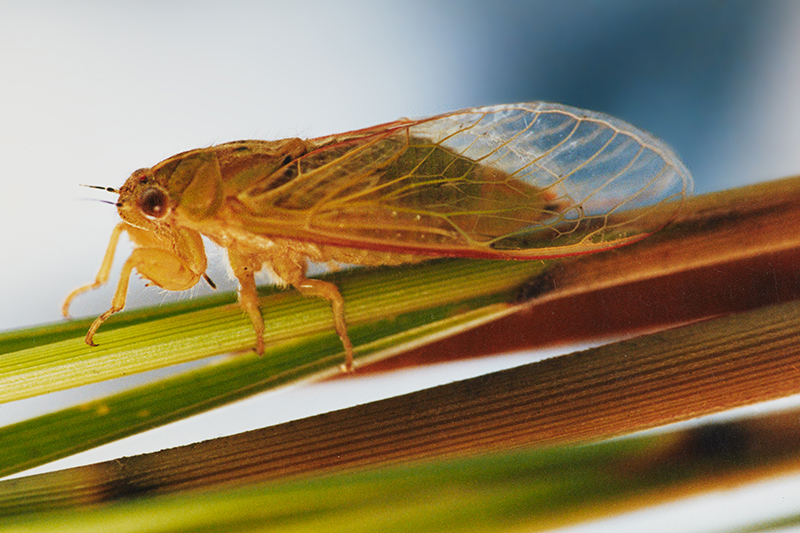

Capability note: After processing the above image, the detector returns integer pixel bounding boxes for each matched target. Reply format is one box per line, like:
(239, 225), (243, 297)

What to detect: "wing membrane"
(233, 102), (692, 259)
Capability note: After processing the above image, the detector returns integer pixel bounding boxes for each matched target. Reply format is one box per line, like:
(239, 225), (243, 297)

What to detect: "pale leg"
(227, 251), (266, 354)
(271, 256), (354, 372)
(63, 222), (127, 317)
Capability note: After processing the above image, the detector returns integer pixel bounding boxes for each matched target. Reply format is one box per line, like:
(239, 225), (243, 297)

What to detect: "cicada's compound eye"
(138, 187), (170, 219)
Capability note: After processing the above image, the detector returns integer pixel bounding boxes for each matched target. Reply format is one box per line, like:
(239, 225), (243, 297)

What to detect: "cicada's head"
(116, 167), (175, 234)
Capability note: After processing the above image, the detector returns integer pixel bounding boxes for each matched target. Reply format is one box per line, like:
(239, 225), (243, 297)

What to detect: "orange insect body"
(63, 102), (692, 371)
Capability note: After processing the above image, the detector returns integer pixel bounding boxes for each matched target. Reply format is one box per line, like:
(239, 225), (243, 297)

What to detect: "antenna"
(79, 184), (120, 194)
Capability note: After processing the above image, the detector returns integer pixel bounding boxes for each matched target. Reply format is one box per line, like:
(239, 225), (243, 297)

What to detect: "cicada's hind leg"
(290, 274), (354, 372)
(267, 253), (354, 372)
(228, 250), (354, 372)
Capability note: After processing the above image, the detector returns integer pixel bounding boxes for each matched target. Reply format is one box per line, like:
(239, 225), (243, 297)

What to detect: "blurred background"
(3, 1), (800, 529)
(2, 0), (797, 331)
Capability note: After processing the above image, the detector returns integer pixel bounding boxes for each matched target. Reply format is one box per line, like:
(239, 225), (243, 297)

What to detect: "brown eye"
(139, 187), (169, 218)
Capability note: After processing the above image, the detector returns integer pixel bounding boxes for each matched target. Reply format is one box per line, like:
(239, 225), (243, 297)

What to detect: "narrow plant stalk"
(0, 258), (545, 404)
(2, 403), (800, 532)
(366, 174), (800, 371)
(1, 176), (799, 484)
(0, 289), (531, 476)
(4, 294), (800, 503)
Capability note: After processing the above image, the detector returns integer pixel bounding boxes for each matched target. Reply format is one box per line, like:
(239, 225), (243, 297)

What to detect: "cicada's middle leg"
(229, 250), (355, 372)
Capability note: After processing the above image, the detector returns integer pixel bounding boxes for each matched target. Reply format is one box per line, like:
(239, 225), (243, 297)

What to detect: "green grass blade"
(0, 258), (545, 404)
(0, 259), (546, 476)
(3, 174), (800, 518)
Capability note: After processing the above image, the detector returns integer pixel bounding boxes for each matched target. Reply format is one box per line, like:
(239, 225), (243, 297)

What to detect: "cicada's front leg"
(63, 222), (128, 318)
(65, 222), (209, 348)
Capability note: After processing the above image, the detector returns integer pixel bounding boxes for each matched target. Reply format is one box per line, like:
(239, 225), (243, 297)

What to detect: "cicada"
(63, 102), (692, 371)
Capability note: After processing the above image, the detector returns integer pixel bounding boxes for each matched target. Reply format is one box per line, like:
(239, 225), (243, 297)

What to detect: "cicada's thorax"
(152, 138), (304, 219)
(163, 131), (567, 269)
(163, 138), (430, 269)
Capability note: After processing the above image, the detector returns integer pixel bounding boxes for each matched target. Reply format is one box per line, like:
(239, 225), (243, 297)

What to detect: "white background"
(3, 2), (800, 531)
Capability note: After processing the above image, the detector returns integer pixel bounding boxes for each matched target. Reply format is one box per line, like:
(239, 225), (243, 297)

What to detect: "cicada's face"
(116, 168), (174, 234)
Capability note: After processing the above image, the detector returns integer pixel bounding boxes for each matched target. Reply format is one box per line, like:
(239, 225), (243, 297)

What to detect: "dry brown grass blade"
(365, 175), (800, 371)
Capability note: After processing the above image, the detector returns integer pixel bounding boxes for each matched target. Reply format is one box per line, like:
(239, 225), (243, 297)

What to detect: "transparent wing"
(232, 102), (692, 259)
